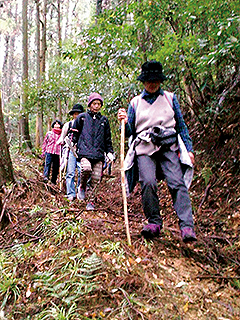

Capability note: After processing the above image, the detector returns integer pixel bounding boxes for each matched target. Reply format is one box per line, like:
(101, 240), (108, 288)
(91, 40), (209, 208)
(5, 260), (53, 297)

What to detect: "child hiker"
(71, 93), (114, 210)
(42, 119), (63, 185)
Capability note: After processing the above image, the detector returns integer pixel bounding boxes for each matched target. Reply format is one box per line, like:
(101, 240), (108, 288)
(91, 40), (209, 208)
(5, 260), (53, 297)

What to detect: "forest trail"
(0, 155), (239, 319)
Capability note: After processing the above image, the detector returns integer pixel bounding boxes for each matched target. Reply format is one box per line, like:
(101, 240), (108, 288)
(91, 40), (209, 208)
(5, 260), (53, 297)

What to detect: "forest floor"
(0, 139), (239, 320)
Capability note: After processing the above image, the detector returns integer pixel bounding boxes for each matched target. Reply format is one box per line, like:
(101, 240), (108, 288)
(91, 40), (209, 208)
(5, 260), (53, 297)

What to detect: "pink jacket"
(42, 129), (61, 155)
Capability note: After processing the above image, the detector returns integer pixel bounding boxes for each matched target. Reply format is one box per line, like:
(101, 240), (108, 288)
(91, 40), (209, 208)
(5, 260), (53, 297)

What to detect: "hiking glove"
(107, 152), (114, 162)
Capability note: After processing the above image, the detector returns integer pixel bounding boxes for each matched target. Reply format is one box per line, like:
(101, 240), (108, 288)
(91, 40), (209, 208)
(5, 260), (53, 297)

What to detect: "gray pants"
(137, 149), (194, 229)
(80, 158), (103, 202)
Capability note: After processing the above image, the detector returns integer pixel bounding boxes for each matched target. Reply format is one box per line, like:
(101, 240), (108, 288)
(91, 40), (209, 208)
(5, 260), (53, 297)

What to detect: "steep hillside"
(0, 148), (239, 319)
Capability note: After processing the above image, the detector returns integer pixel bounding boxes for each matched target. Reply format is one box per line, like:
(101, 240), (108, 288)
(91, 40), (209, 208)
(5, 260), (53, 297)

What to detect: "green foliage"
(231, 279), (240, 290)
(10, 242), (35, 261)
(28, 205), (43, 215)
(50, 0), (239, 115)
(37, 302), (79, 320)
(101, 240), (124, 255)
(31, 250), (103, 313)
(201, 165), (213, 186)
(53, 220), (85, 246)
(79, 252), (104, 279)
(0, 265), (21, 309)
(4, 0), (239, 163)
(1, 166), (239, 320)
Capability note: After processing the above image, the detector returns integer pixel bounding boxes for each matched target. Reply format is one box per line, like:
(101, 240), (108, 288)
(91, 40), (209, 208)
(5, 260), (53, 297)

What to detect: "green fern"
(36, 302), (79, 320)
(79, 252), (103, 279)
(231, 279), (240, 290)
(201, 165), (213, 186)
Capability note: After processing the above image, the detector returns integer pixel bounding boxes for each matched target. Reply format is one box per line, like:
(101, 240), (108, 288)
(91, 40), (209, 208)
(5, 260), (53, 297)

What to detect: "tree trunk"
(96, 0), (103, 19)
(35, 0), (43, 148)
(64, 0), (70, 39)
(40, 0), (47, 75)
(57, 0), (62, 51)
(0, 92), (14, 187)
(57, 0), (62, 121)
(1, 35), (10, 136)
(36, 113), (44, 148)
(1, 2), (19, 140)
(21, 0), (32, 150)
(0, 90), (13, 229)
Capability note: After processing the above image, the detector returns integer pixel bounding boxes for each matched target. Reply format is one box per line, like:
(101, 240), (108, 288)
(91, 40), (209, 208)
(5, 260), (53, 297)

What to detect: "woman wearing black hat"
(57, 103), (84, 200)
(118, 60), (197, 243)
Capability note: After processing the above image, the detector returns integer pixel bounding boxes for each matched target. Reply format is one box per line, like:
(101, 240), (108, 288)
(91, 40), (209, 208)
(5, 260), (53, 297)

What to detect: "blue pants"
(137, 149), (194, 229)
(44, 153), (60, 184)
(66, 150), (81, 198)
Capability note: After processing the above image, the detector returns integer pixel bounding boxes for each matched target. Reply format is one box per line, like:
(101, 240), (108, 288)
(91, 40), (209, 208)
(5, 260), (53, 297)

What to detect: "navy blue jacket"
(72, 110), (113, 162)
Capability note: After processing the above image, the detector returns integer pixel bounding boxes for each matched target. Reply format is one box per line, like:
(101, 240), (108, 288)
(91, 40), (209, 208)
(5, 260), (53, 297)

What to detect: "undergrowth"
(0, 121), (240, 319)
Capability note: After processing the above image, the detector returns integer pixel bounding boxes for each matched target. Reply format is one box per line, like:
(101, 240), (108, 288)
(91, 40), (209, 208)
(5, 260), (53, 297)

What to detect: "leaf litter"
(0, 150), (239, 320)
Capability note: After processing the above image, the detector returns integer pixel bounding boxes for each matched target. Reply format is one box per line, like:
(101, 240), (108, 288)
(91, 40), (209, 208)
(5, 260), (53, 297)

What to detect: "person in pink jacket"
(42, 120), (63, 184)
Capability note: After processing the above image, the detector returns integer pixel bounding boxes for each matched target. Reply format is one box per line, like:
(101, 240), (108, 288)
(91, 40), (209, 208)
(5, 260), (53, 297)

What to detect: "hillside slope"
(0, 152), (239, 319)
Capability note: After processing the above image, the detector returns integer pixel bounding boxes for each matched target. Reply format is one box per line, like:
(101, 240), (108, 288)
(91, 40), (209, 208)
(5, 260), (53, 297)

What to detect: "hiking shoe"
(86, 202), (95, 211)
(141, 223), (161, 239)
(77, 187), (85, 200)
(181, 227), (197, 243)
(67, 196), (75, 201)
(43, 176), (48, 183)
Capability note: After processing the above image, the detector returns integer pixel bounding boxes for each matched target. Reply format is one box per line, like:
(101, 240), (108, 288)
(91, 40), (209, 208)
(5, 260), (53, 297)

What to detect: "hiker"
(103, 152), (116, 175)
(117, 60), (197, 243)
(57, 103), (84, 201)
(72, 92), (114, 210)
(41, 119), (63, 185)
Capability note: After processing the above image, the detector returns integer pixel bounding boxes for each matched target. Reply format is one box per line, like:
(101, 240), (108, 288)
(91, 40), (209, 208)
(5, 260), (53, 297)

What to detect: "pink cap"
(88, 92), (103, 108)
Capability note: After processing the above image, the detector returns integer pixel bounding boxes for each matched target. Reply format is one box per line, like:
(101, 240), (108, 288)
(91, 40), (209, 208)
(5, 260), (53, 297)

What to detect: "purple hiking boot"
(181, 227), (197, 243)
(86, 202), (95, 211)
(141, 223), (162, 239)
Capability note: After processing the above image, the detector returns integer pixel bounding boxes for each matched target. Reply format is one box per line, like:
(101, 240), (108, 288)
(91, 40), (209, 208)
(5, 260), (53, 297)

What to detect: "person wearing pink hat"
(71, 93), (114, 210)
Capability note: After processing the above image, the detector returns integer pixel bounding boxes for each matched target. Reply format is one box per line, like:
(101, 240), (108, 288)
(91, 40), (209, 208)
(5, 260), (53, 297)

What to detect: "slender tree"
(57, 0), (62, 121)
(35, 0), (44, 148)
(20, 0), (32, 150)
(0, 91), (14, 230)
(1, 1), (20, 140)
(96, 0), (103, 18)
(0, 92), (14, 187)
(41, 0), (47, 75)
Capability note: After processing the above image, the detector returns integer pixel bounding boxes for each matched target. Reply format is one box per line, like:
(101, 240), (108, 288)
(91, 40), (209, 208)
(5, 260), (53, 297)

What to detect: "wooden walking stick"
(59, 146), (63, 190)
(59, 145), (69, 191)
(120, 119), (131, 246)
(60, 163), (67, 191)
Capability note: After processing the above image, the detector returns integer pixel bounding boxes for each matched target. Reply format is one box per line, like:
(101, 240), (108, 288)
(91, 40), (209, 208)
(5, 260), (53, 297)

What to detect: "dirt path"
(1, 157), (239, 319)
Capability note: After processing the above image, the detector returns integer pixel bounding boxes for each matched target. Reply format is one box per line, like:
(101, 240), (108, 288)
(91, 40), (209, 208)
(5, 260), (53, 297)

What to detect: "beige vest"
(133, 93), (177, 155)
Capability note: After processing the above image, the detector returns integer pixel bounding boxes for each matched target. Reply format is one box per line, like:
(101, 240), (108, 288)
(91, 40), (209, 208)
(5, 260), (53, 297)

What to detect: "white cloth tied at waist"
(124, 129), (194, 190)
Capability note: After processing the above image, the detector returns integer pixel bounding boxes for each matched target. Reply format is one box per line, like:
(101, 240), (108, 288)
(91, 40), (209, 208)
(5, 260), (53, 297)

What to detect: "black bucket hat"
(137, 60), (167, 82)
(69, 103), (84, 115)
(51, 119), (63, 129)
